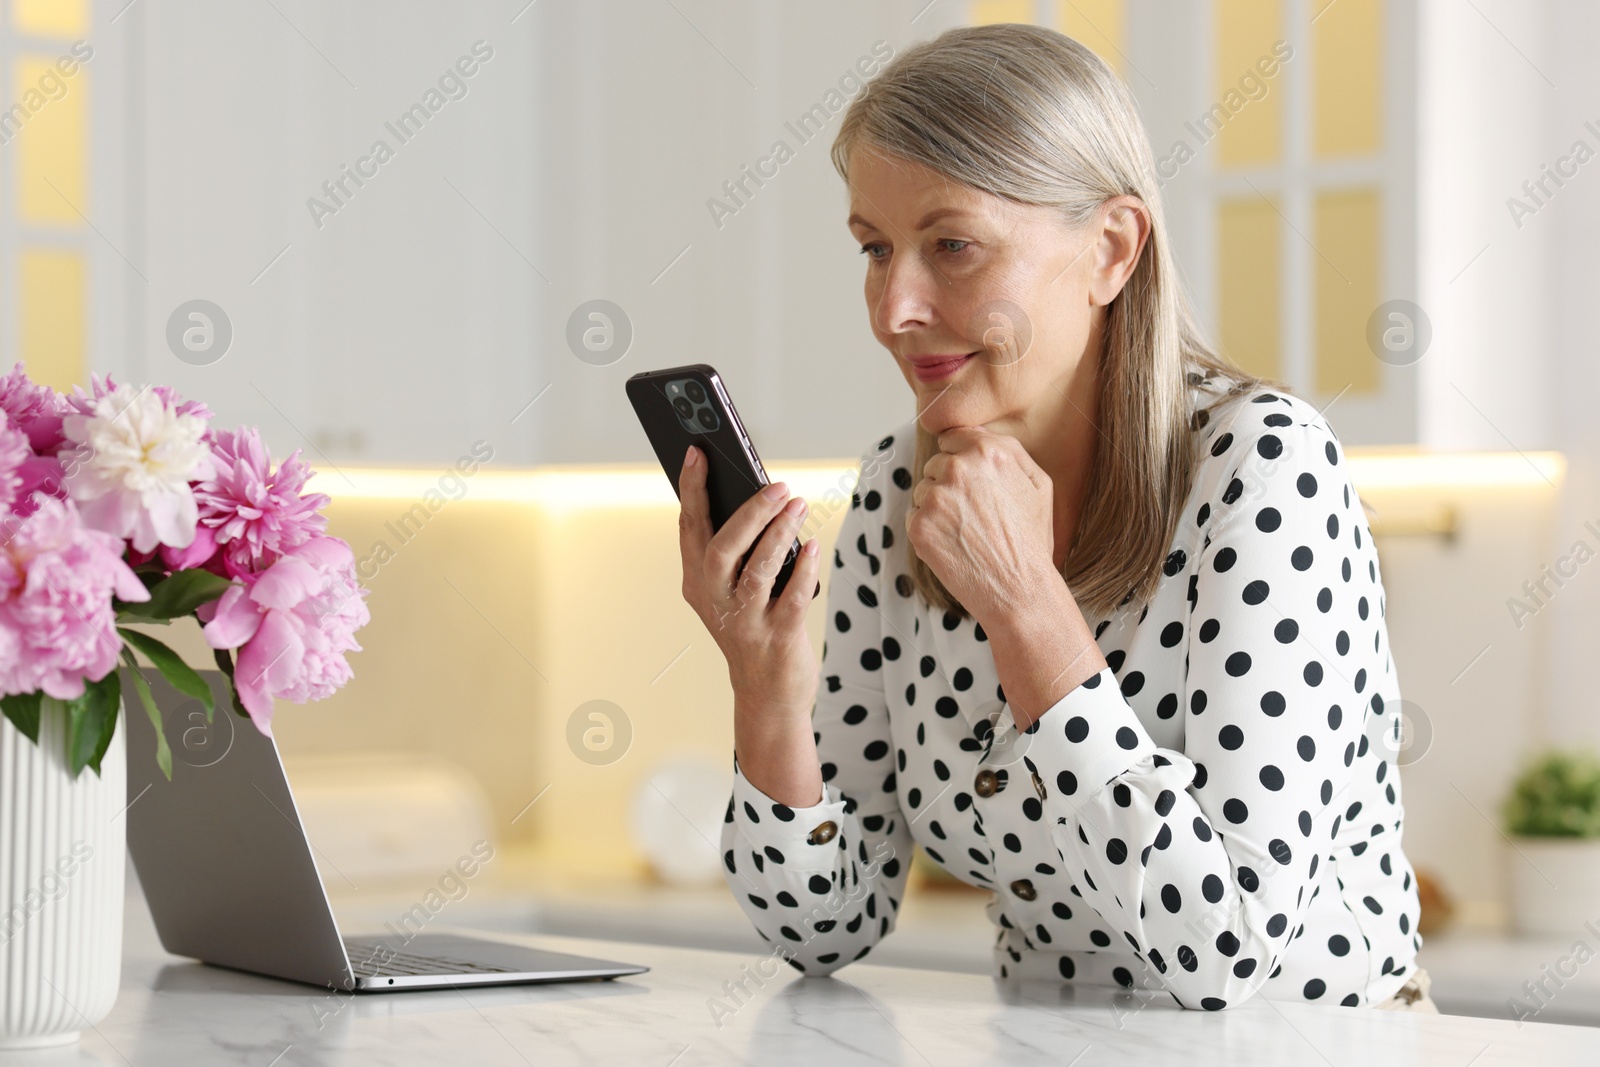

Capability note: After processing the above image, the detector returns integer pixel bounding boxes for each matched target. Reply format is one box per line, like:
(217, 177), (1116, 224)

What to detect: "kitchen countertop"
(326, 872), (1600, 1028)
(5, 890), (1599, 1066)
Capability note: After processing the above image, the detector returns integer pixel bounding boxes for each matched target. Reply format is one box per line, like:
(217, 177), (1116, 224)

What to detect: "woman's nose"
(874, 250), (940, 336)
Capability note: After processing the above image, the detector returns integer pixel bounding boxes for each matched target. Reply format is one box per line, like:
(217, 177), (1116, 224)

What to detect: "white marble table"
(6, 900), (1599, 1067)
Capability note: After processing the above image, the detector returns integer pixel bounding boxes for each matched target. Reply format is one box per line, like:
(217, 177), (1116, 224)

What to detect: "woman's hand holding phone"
(677, 444), (828, 808)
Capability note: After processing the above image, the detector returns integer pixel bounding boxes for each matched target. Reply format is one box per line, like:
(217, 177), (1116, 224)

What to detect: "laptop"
(124, 669), (648, 992)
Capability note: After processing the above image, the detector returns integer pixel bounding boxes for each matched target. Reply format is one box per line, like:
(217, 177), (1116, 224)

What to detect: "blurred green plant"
(1503, 750), (1600, 837)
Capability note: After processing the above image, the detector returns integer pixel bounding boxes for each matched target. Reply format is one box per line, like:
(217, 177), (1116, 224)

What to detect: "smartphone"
(626, 364), (815, 599)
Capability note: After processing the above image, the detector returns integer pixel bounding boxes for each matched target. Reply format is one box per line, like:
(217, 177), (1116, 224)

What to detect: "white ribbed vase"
(0, 703), (125, 1049)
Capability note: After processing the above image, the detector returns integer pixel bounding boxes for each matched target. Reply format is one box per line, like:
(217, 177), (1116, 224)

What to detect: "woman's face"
(846, 149), (1146, 442)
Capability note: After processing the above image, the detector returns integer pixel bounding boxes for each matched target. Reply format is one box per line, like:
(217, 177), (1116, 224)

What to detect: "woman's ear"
(1087, 195), (1151, 307)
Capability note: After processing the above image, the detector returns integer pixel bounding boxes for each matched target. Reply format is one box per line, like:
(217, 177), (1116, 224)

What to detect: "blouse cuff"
(1021, 666), (1159, 819)
(730, 760), (851, 874)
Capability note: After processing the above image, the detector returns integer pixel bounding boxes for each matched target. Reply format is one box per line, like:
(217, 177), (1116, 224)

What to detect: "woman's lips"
(907, 352), (976, 382)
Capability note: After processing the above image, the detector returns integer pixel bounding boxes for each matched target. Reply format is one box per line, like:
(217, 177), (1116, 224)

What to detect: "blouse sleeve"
(719, 442), (914, 975)
(1019, 411), (1374, 1010)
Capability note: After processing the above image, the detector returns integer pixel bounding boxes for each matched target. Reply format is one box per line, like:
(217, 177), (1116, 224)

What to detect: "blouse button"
(807, 821), (838, 846)
(974, 770), (999, 797)
(1010, 879), (1037, 901)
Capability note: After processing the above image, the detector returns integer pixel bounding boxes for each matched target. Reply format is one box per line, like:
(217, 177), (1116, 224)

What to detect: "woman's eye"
(938, 239), (970, 255)
(859, 242), (888, 261)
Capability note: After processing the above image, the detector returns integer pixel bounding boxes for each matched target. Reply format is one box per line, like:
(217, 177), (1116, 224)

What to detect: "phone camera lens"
(685, 380), (706, 404)
(697, 407), (718, 430)
(672, 397), (694, 419)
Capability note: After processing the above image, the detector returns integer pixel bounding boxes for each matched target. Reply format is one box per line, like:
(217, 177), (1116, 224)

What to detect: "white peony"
(62, 386), (216, 552)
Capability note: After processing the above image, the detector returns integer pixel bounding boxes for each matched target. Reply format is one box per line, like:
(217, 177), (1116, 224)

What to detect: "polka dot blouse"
(719, 377), (1424, 1011)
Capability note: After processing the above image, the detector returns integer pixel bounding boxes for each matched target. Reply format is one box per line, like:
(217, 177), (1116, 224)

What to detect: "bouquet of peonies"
(0, 363), (369, 779)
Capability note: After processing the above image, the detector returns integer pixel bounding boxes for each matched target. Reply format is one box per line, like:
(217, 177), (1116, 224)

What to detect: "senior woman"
(675, 23), (1431, 1013)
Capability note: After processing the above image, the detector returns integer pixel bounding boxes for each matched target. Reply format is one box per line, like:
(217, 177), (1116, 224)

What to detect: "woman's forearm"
(733, 698), (825, 808)
(982, 572), (1108, 730)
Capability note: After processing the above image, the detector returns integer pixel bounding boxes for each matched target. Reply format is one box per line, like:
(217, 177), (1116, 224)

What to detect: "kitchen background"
(4, 0), (1599, 1025)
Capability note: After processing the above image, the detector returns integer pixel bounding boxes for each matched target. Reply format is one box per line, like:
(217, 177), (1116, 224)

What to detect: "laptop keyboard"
(343, 939), (516, 977)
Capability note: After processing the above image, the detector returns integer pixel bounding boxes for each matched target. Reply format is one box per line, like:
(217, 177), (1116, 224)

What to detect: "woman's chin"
(916, 400), (989, 436)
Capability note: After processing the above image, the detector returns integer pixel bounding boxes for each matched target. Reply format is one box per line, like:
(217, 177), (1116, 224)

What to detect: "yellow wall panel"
(1313, 189), (1381, 396)
(1312, 0), (1382, 157)
(13, 56), (87, 223)
(971, 0), (1034, 23)
(13, 0), (87, 37)
(1055, 0), (1124, 76)
(1214, 0), (1283, 167)
(1218, 196), (1281, 379)
(18, 248), (87, 391)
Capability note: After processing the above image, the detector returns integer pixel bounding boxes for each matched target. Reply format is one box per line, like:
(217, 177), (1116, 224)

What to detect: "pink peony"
(201, 534), (369, 735)
(0, 416), (27, 514)
(0, 496), (151, 700)
(0, 362), (66, 454)
(195, 427), (329, 578)
(0, 367), (67, 517)
(159, 522), (222, 573)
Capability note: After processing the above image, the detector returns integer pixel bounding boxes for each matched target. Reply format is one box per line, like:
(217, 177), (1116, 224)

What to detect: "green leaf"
(116, 569), (233, 621)
(0, 691), (43, 743)
(213, 647), (251, 721)
(64, 672), (121, 778)
(117, 627), (213, 720)
(87, 671), (122, 776)
(114, 613), (171, 626)
(121, 651), (173, 782)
